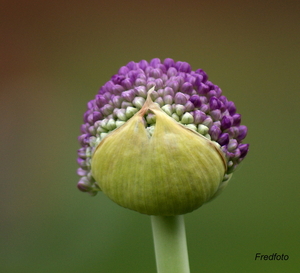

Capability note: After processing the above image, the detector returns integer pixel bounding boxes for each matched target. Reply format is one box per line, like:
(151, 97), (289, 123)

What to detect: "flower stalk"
(151, 215), (190, 273)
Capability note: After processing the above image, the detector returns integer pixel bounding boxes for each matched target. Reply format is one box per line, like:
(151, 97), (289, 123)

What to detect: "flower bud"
(77, 58), (249, 215)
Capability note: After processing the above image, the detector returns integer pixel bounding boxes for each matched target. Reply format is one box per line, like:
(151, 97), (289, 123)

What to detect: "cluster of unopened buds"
(77, 58), (249, 216)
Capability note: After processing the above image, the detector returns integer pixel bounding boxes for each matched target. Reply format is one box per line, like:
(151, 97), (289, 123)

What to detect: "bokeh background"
(1, 0), (299, 272)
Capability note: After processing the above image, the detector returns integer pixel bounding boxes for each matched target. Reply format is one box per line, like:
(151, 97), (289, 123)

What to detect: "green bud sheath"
(91, 88), (227, 216)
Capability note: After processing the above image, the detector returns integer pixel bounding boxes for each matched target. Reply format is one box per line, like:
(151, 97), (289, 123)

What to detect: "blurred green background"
(1, 0), (299, 272)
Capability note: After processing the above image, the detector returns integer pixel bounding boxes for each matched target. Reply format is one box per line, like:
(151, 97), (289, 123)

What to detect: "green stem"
(151, 215), (190, 273)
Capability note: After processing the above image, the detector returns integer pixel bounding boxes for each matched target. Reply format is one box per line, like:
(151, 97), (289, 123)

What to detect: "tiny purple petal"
(227, 101), (236, 115)
(189, 95), (202, 108)
(135, 86), (147, 97)
(121, 78), (133, 89)
(164, 95), (173, 104)
(215, 86), (222, 97)
(128, 70), (139, 83)
(200, 104), (209, 113)
(239, 143), (249, 158)
(167, 67), (178, 77)
(198, 83), (209, 95)
(80, 123), (89, 134)
(103, 81), (114, 93)
(155, 78), (164, 89)
(138, 60), (149, 70)
(115, 109), (126, 120)
(184, 101), (195, 112)
(95, 95), (107, 108)
(218, 133), (230, 146)
(87, 100), (95, 110)
(121, 101), (133, 109)
(177, 76), (185, 87)
(195, 69), (208, 82)
(213, 121), (221, 128)
(118, 66), (129, 75)
(226, 151), (235, 161)
(150, 68), (163, 78)
(221, 115), (233, 130)
(186, 75), (195, 85)
(157, 64), (167, 74)
(207, 90), (217, 98)
(164, 87), (175, 97)
(161, 73), (168, 82)
(77, 168), (88, 176)
(166, 80), (179, 92)
(203, 117), (213, 128)
(210, 109), (221, 121)
(176, 61), (191, 73)
(193, 74), (203, 87)
(121, 90), (135, 102)
(102, 91), (112, 101)
(227, 139), (238, 152)
(174, 92), (188, 105)
(157, 88), (164, 97)
(193, 110), (206, 124)
(111, 75), (125, 85)
(209, 125), (221, 140)
(209, 97), (221, 110)
(111, 84), (124, 95)
(206, 81), (215, 89)
(155, 97), (164, 107)
(83, 111), (90, 123)
(145, 66), (152, 75)
(88, 126), (96, 135)
(199, 96), (207, 104)
(77, 177), (90, 192)
(135, 78), (146, 86)
(150, 90), (159, 101)
(137, 71), (146, 79)
(181, 82), (194, 95)
(225, 126), (239, 138)
(77, 148), (86, 158)
(146, 81), (156, 90)
(93, 111), (102, 122)
(219, 95), (228, 105)
(237, 125), (248, 141)
(233, 149), (241, 159)
(77, 158), (87, 168)
(126, 61), (138, 70)
(164, 58), (175, 68)
(232, 114), (241, 126)
(87, 114), (94, 125)
(100, 104), (113, 116)
(111, 95), (123, 108)
(219, 101), (227, 112)
(150, 58), (161, 67)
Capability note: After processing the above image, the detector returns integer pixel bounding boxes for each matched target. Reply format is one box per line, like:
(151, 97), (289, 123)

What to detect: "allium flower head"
(77, 58), (249, 215)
